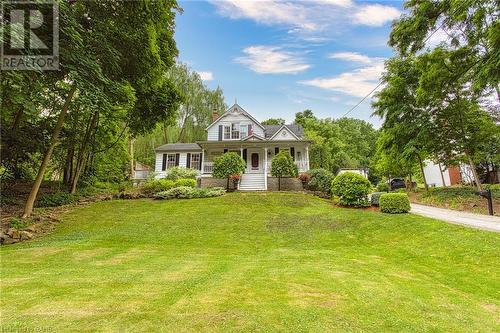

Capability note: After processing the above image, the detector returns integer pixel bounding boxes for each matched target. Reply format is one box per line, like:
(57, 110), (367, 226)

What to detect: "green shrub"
(370, 192), (385, 206)
(36, 192), (77, 207)
(165, 167), (198, 181)
(331, 172), (372, 206)
(379, 193), (411, 213)
(9, 217), (28, 229)
(307, 168), (334, 193)
(376, 181), (390, 192)
(175, 178), (196, 188)
(271, 151), (298, 191)
(154, 186), (225, 200)
(141, 179), (175, 194)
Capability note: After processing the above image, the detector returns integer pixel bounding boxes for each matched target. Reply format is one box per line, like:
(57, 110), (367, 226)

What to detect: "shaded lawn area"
(1, 192), (499, 332)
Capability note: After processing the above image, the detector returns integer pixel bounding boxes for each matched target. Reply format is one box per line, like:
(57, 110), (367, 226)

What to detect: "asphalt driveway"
(411, 203), (500, 232)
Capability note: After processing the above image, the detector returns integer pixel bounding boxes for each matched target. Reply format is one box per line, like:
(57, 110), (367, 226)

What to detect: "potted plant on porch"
(230, 174), (241, 189)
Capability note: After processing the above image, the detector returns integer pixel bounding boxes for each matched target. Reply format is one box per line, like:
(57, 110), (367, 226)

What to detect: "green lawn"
(1, 192), (499, 332)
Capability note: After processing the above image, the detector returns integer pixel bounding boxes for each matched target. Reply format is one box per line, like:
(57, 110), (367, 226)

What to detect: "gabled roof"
(241, 133), (265, 141)
(154, 143), (201, 152)
(205, 103), (265, 131)
(264, 124), (304, 139)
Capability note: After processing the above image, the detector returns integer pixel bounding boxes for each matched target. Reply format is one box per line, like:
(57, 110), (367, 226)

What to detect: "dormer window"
(224, 125), (231, 139)
(240, 125), (247, 138)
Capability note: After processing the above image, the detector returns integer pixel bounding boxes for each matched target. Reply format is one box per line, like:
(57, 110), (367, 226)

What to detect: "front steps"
(239, 173), (266, 191)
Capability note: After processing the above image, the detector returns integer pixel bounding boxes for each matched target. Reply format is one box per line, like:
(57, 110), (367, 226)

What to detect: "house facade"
(154, 103), (311, 190)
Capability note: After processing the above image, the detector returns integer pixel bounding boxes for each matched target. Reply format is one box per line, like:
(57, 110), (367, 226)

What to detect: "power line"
(340, 0), (475, 118)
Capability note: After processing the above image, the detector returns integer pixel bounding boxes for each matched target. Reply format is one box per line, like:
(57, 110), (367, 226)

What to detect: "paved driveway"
(411, 204), (500, 232)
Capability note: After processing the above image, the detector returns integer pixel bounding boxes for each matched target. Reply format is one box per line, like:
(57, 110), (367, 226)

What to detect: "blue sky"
(175, 0), (407, 126)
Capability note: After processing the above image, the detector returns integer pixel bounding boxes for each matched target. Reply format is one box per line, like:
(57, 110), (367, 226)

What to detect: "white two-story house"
(154, 103), (311, 190)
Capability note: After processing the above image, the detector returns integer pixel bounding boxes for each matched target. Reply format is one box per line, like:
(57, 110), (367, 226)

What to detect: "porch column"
(201, 149), (206, 174)
(305, 146), (310, 171)
(264, 147), (268, 190)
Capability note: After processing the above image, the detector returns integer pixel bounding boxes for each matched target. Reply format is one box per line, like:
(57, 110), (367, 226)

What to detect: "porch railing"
(203, 162), (214, 174)
(266, 160), (308, 172)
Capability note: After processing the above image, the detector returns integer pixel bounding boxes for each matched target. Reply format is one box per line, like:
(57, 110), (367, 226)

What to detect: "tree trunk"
(129, 136), (135, 179)
(22, 85), (77, 218)
(278, 176), (281, 191)
(465, 152), (482, 191)
(63, 145), (74, 186)
(417, 155), (429, 192)
(70, 111), (98, 194)
(226, 177), (230, 190)
(11, 107), (24, 131)
(438, 162), (447, 187)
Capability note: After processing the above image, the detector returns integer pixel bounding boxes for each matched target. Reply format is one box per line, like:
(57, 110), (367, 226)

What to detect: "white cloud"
(424, 28), (450, 49)
(328, 52), (374, 64)
(235, 45), (310, 74)
(210, 0), (401, 37)
(353, 4), (401, 27)
(315, 0), (354, 8)
(197, 71), (214, 81)
(300, 57), (384, 97)
(211, 0), (318, 31)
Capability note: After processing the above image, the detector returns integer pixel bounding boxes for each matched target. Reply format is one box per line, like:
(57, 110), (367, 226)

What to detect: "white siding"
(207, 111), (264, 141)
(154, 153), (165, 179)
(270, 127), (298, 141)
(154, 152), (193, 178)
(423, 160), (451, 187)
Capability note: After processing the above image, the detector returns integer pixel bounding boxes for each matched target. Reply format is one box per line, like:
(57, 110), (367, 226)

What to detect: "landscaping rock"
(3, 237), (19, 245)
(6, 228), (21, 238)
(20, 231), (33, 240)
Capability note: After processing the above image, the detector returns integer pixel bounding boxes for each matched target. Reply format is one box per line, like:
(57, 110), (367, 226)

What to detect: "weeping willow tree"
(133, 62), (226, 166)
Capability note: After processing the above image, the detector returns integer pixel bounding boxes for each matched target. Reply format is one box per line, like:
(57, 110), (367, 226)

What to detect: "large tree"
(4, 0), (184, 218)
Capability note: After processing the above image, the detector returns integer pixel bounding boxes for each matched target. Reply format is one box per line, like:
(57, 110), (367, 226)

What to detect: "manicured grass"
(1, 192), (499, 332)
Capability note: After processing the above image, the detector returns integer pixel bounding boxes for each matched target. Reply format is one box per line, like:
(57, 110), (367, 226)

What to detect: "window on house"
(190, 153), (201, 170)
(297, 151), (302, 161)
(224, 125), (231, 139)
(240, 125), (247, 138)
(231, 123), (239, 139)
(167, 154), (176, 169)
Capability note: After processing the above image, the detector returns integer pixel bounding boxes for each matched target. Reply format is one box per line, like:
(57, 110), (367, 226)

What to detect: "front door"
(248, 151), (260, 173)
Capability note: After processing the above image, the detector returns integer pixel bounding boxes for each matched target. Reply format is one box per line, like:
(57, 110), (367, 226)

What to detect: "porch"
(202, 160), (309, 174)
(198, 141), (310, 176)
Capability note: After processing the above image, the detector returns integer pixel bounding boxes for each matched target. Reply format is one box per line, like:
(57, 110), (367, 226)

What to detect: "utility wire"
(340, 0), (476, 118)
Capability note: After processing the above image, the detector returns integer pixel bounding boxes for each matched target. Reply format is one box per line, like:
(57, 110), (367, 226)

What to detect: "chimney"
(212, 112), (219, 122)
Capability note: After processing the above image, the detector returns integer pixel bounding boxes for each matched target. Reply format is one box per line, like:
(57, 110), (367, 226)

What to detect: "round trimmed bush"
(379, 193), (411, 213)
(376, 181), (390, 192)
(307, 168), (334, 193)
(331, 172), (372, 206)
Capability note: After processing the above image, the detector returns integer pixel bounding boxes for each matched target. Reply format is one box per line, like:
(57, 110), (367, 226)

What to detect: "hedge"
(154, 186), (225, 200)
(379, 193), (411, 213)
(370, 192), (386, 206)
(175, 178), (196, 188)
